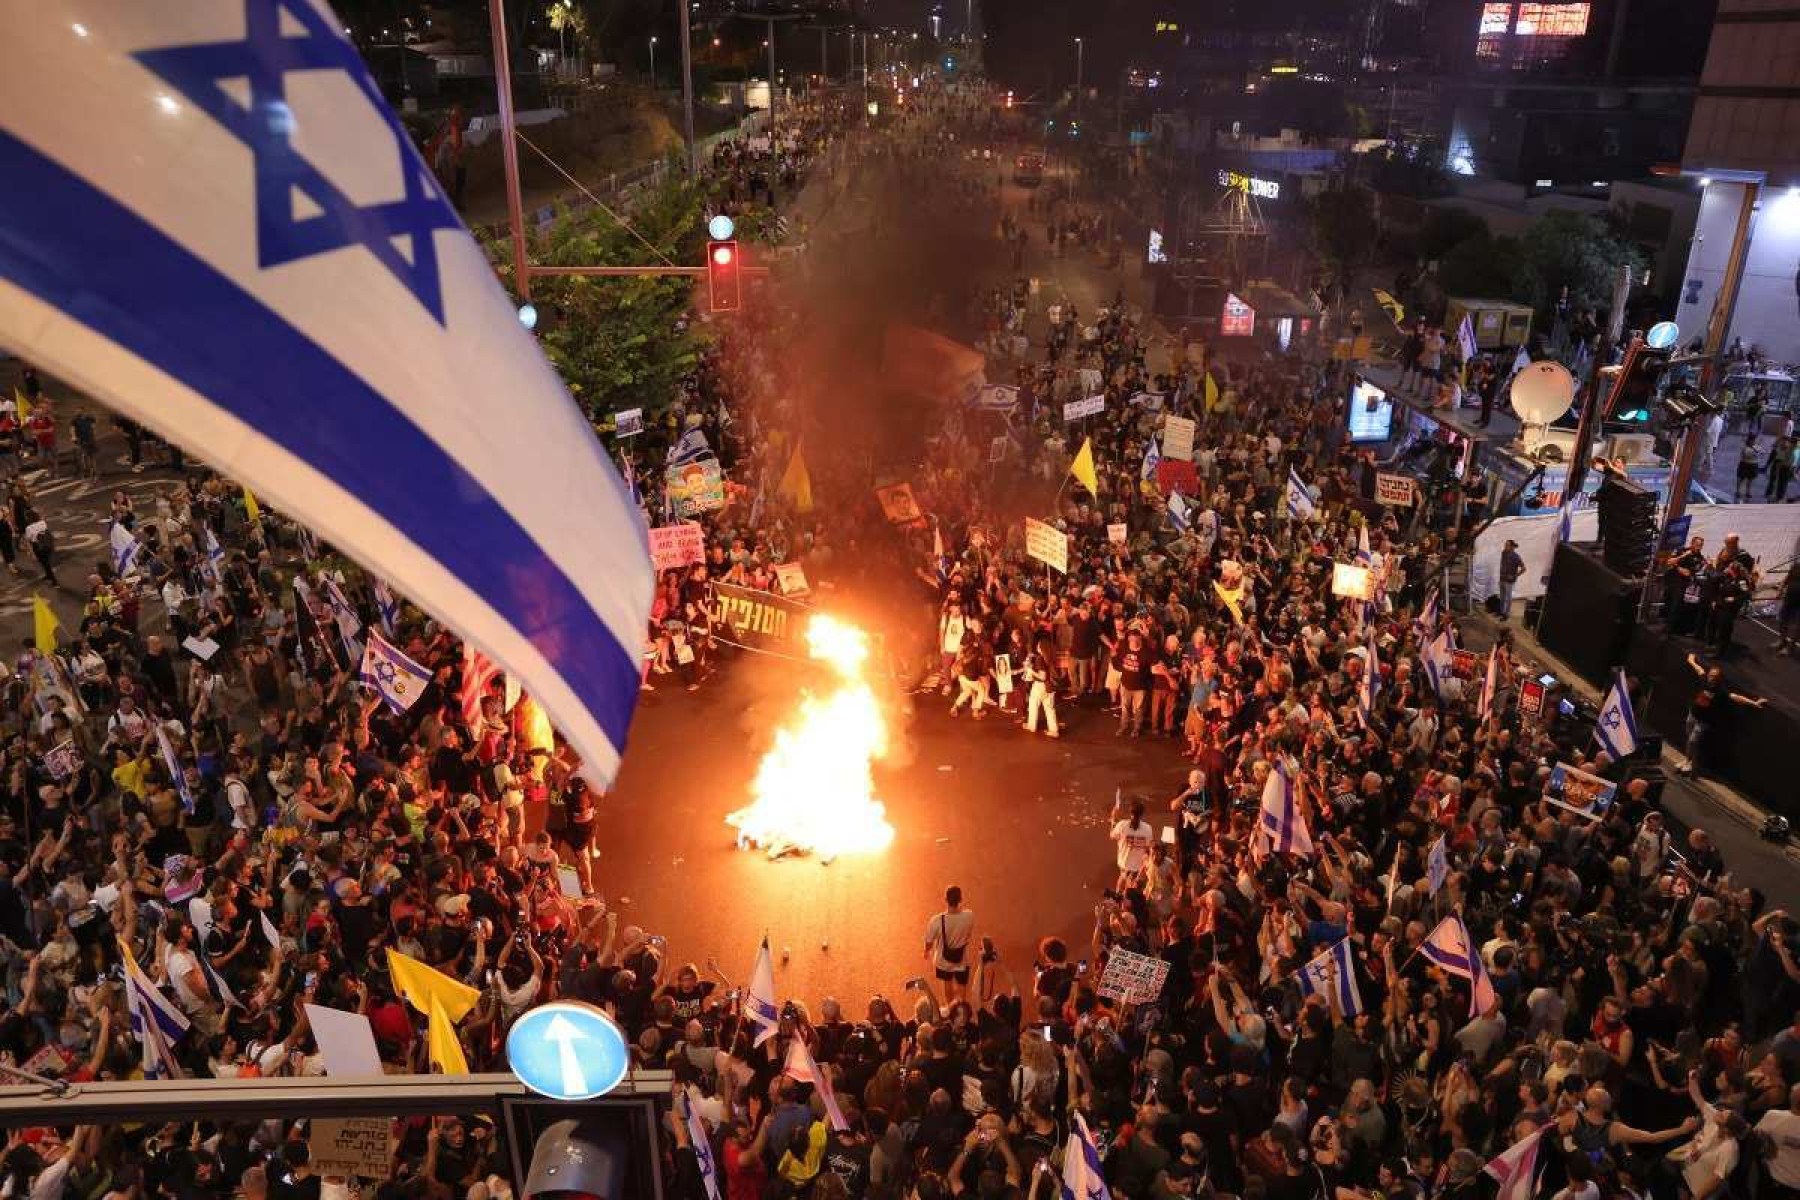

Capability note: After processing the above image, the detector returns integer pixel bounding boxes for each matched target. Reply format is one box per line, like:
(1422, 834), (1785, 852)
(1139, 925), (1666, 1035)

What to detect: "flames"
(727, 614), (896, 861)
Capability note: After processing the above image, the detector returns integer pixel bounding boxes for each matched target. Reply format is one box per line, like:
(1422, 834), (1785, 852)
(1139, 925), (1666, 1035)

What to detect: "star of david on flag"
(1296, 938), (1363, 1017)
(361, 630), (431, 714)
(132, 0), (459, 322)
(1594, 668), (1639, 759)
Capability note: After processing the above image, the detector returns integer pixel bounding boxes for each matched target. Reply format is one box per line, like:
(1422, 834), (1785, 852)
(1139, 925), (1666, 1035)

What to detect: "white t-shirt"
(29, 1155), (73, 1200)
(1757, 1108), (1800, 1188)
(1111, 818), (1153, 873)
(163, 946), (210, 1015)
(925, 909), (975, 971)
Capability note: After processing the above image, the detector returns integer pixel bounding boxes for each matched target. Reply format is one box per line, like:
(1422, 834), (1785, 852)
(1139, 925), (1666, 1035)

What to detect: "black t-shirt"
(1116, 646), (1151, 690)
(1690, 679), (1726, 721)
(824, 1137), (872, 1200)
(1071, 615), (1102, 656)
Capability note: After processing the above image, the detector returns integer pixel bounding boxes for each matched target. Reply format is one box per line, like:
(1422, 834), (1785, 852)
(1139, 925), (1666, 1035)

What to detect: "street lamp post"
(1074, 37), (1084, 126)
(648, 34), (657, 87)
(678, 0), (697, 172)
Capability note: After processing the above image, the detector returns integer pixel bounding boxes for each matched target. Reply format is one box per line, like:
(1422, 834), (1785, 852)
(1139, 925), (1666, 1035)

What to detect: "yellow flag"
(1203, 372), (1221, 414)
(1069, 437), (1099, 496)
(426, 992), (470, 1075)
(33, 596), (59, 654)
(1213, 579), (1245, 625)
(13, 387), (30, 424)
(387, 948), (478, 1019)
(242, 486), (261, 526)
(778, 444), (813, 513)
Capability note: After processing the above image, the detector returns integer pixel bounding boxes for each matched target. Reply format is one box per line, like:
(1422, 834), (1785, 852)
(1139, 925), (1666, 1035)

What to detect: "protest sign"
(1331, 562), (1375, 601)
(1451, 649), (1478, 680)
(993, 653), (1013, 695)
(41, 739), (77, 781)
(21, 1044), (70, 1077)
(665, 459), (725, 516)
(647, 522), (707, 573)
(1098, 948), (1171, 1004)
(1062, 394), (1105, 422)
(310, 1119), (394, 1178)
(1024, 518), (1069, 573)
(1129, 390), (1166, 411)
(988, 435), (1008, 464)
(710, 583), (810, 654)
(875, 482), (924, 524)
(1107, 522), (1128, 544)
(1155, 459), (1198, 496)
(1160, 415), (1197, 462)
(1544, 762), (1616, 820)
(775, 562), (810, 595)
(1518, 678), (1546, 723)
(1375, 473), (1416, 506)
(614, 407), (644, 438)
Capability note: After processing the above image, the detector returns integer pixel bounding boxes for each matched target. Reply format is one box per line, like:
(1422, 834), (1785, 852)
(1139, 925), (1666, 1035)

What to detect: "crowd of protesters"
(1, 79), (1799, 1200)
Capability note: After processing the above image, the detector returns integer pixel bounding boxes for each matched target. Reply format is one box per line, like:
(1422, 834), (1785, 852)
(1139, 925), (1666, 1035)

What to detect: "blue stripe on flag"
(0, 131), (640, 750)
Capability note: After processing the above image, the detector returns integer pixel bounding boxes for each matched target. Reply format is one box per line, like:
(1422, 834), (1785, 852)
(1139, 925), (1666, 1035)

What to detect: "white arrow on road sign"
(545, 1012), (591, 1098)
(506, 1001), (629, 1101)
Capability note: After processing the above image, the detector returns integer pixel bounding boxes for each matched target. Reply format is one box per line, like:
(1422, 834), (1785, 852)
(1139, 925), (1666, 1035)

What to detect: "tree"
(1436, 231), (1537, 309)
(1418, 207), (1487, 264)
(1518, 210), (1647, 317)
(489, 170), (714, 419)
(1309, 187), (1380, 304)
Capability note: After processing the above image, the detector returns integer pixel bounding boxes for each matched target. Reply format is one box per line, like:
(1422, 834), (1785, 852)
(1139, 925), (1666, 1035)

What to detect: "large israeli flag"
(361, 630), (431, 714)
(1594, 668), (1640, 759)
(0, 1), (651, 782)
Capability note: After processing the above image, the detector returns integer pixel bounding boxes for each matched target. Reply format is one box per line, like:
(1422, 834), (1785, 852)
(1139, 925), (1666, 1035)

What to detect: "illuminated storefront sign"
(1221, 293), (1255, 337)
(1217, 169), (1281, 200)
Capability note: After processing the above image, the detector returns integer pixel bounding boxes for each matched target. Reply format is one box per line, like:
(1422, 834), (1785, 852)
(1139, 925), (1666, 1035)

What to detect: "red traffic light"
(706, 239), (741, 313)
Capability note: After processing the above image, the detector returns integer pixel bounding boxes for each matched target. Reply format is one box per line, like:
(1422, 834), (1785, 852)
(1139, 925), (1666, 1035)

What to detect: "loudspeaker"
(1541, 542), (1640, 686)
(1597, 475), (1657, 578)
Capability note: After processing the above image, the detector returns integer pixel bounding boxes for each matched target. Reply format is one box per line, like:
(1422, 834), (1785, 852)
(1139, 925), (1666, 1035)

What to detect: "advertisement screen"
(1347, 379), (1394, 443)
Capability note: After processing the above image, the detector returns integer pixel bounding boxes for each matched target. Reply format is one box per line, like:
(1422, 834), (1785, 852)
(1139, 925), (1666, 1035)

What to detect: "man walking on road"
(923, 885), (975, 1002)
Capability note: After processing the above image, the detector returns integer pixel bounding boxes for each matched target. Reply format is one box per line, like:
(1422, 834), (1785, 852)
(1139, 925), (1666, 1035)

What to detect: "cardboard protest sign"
(1098, 948), (1171, 1004)
(775, 562), (810, 595)
(1375, 473), (1416, 506)
(614, 407), (644, 437)
(666, 459), (725, 516)
(1063, 395), (1105, 422)
(310, 1119), (394, 1179)
(1160, 416), (1197, 462)
(1543, 762), (1616, 820)
(1107, 523), (1128, 544)
(1331, 562), (1375, 601)
(648, 522), (707, 573)
(875, 483), (924, 524)
(1024, 518), (1069, 573)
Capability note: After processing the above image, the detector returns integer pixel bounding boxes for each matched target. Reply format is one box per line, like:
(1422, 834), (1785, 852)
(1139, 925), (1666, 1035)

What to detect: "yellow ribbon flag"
(778, 444), (813, 513)
(33, 596), (60, 653)
(1203, 372), (1221, 414)
(1069, 437), (1099, 497)
(1213, 579), (1245, 625)
(386, 949), (478, 1075)
(13, 387), (30, 424)
(242, 486), (262, 526)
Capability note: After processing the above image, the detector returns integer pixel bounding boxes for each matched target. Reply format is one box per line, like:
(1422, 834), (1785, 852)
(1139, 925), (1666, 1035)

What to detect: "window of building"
(1513, 3), (1589, 36)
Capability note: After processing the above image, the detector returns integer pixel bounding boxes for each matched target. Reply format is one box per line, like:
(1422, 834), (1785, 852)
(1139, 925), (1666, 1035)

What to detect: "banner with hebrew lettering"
(709, 583), (810, 654)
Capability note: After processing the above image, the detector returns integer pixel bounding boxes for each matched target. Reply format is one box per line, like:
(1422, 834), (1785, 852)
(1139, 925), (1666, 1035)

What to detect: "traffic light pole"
(678, 0), (698, 174)
(488, 0), (532, 302)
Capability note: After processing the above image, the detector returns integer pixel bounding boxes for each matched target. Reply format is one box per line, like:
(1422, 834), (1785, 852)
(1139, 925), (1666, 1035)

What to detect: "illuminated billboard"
(1514, 3), (1589, 35)
(1221, 293), (1255, 337)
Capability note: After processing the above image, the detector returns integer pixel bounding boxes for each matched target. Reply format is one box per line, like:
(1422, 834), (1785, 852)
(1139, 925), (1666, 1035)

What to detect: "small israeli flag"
(1427, 834), (1451, 895)
(667, 427), (713, 466)
(110, 520), (141, 576)
(1296, 938), (1363, 1017)
(360, 630), (431, 714)
(1594, 668), (1640, 759)
(1140, 436), (1161, 483)
(1285, 467), (1316, 520)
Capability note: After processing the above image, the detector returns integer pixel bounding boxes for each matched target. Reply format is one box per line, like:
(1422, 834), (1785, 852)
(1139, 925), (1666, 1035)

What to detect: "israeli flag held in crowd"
(1426, 834), (1450, 895)
(110, 520), (141, 576)
(360, 630), (431, 714)
(745, 938), (781, 1048)
(1421, 914), (1499, 1017)
(1285, 468), (1316, 520)
(0, 2), (651, 783)
(1296, 938), (1363, 1017)
(685, 1088), (722, 1200)
(1258, 757), (1314, 858)
(1594, 668), (1640, 759)
(121, 940), (189, 1080)
(1140, 436), (1161, 483)
(1060, 1112), (1108, 1200)
(667, 427), (713, 466)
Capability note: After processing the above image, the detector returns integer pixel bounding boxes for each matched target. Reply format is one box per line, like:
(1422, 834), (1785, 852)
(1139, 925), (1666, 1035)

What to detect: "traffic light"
(706, 239), (740, 313)
(1601, 338), (1671, 422)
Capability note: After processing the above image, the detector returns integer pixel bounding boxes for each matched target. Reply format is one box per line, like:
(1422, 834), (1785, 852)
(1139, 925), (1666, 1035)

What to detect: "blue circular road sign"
(1646, 320), (1680, 350)
(707, 213), (735, 240)
(506, 1002), (629, 1101)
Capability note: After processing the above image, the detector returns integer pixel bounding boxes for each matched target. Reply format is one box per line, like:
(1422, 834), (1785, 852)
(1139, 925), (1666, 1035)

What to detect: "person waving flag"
(1258, 758), (1314, 858)
(1420, 914), (1499, 1017)
(361, 631), (431, 714)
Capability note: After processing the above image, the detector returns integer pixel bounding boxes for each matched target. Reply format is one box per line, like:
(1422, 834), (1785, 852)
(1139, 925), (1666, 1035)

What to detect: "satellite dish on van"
(1511, 361), (1577, 425)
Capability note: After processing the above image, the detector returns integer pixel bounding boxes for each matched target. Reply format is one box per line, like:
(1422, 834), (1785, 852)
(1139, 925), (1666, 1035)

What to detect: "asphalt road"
(594, 651), (1190, 1008)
